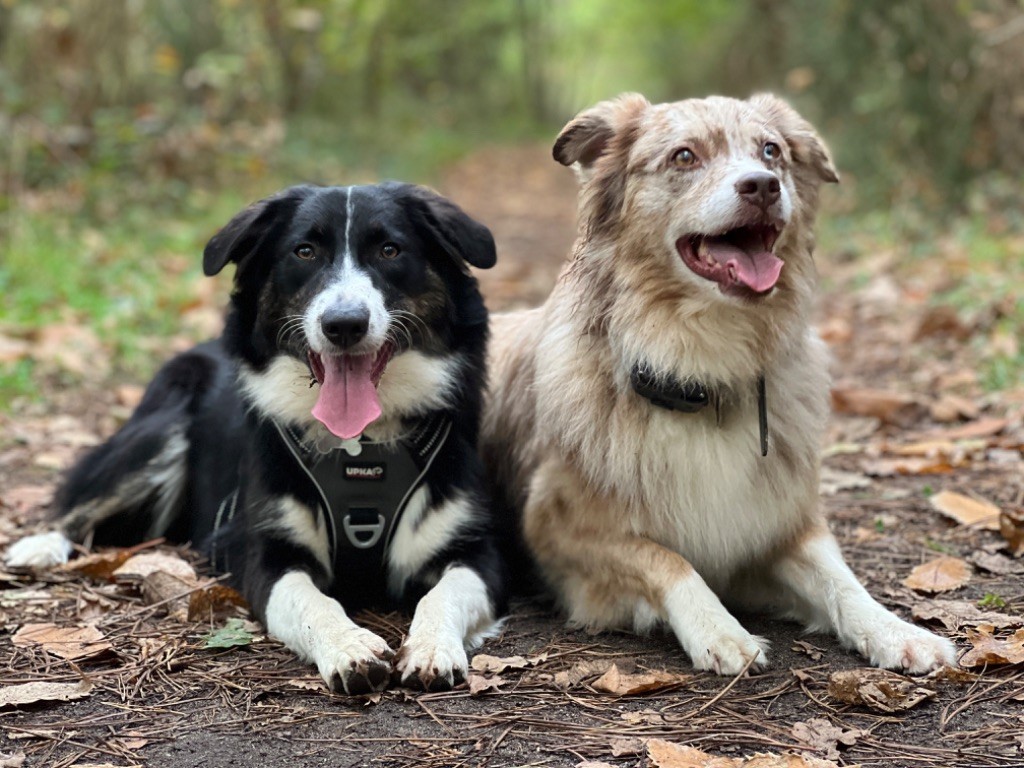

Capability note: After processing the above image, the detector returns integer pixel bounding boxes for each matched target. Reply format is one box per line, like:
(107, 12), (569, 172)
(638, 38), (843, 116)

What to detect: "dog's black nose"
(735, 172), (781, 211)
(321, 307), (370, 348)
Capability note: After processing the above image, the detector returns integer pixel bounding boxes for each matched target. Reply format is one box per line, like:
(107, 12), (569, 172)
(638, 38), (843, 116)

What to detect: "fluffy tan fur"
(482, 93), (955, 675)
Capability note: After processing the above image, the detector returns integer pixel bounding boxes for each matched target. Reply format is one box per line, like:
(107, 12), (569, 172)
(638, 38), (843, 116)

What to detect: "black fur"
(44, 184), (507, 689)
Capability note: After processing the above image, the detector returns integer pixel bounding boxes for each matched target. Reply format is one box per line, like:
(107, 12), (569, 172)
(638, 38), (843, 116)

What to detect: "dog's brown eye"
(762, 142), (781, 161)
(294, 244), (315, 260)
(380, 243), (400, 259)
(672, 148), (697, 167)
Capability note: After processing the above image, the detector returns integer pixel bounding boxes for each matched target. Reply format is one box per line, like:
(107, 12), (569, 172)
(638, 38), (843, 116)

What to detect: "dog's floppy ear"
(749, 93), (839, 185)
(401, 184), (497, 270)
(203, 186), (313, 276)
(553, 93), (650, 181)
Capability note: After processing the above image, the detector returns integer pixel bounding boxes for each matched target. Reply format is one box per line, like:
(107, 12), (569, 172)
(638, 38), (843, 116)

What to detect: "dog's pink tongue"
(311, 355), (381, 439)
(704, 239), (784, 293)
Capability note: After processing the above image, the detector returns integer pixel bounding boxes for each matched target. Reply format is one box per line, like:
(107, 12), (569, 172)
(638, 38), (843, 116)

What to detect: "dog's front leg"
(526, 458), (767, 675)
(772, 528), (956, 673)
(263, 570), (394, 694)
(396, 564), (499, 690)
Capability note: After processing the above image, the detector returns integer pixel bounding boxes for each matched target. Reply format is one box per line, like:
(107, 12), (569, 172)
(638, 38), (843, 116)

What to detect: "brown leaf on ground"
(467, 672), (504, 696)
(470, 652), (546, 674)
(827, 668), (937, 712)
(141, 571), (196, 616)
(31, 323), (109, 378)
(12, 622), (114, 661)
(862, 456), (957, 477)
(112, 551), (198, 582)
(903, 557), (970, 593)
(791, 718), (866, 761)
(999, 508), (1024, 555)
(0, 485), (53, 515)
(646, 739), (841, 768)
(831, 387), (927, 427)
(925, 665), (978, 685)
(959, 625), (1024, 668)
(928, 490), (1001, 530)
(928, 394), (979, 422)
(552, 659), (615, 689)
(0, 680), (93, 709)
(913, 305), (973, 342)
(62, 550), (135, 581)
(608, 736), (645, 756)
(188, 584), (249, 620)
(912, 598), (1023, 631)
(920, 418), (1008, 441)
(969, 550), (1024, 575)
(590, 663), (690, 696)
(818, 467), (871, 496)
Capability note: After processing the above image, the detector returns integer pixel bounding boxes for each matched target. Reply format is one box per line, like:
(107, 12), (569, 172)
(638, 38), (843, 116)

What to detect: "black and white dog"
(5, 183), (507, 694)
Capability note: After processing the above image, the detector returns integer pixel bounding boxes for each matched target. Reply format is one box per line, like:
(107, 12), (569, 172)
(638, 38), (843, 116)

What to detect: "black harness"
(630, 362), (769, 456)
(210, 414), (451, 575)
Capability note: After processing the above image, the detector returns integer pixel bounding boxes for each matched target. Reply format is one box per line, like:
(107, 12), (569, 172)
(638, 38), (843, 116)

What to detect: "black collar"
(630, 362), (769, 457)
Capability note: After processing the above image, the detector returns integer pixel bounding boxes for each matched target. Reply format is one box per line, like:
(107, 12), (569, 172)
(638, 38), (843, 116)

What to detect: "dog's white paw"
(5, 531), (73, 569)
(396, 632), (468, 691)
(858, 618), (957, 674)
(688, 627), (770, 676)
(314, 626), (394, 695)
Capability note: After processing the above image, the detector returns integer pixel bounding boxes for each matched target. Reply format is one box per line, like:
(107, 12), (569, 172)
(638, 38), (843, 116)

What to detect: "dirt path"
(2, 147), (1023, 768)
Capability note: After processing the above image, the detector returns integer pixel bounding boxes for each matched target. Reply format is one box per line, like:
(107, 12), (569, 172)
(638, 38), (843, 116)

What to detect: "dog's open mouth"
(676, 224), (783, 297)
(308, 342), (394, 440)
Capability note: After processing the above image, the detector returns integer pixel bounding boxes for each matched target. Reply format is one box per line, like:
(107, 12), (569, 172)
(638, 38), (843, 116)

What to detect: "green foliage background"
(1, 0), (1022, 402)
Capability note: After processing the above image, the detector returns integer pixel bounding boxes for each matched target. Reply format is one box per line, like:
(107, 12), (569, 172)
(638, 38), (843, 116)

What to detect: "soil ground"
(2, 147), (1023, 768)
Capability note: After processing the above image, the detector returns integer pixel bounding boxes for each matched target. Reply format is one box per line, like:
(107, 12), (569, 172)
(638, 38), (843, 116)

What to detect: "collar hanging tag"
(757, 375), (768, 457)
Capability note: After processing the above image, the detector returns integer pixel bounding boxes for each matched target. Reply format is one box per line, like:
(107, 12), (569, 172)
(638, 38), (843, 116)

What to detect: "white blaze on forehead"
(303, 186), (389, 355)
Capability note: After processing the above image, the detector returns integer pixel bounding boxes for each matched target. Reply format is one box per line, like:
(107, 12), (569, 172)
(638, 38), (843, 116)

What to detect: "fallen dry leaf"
(911, 598), (1023, 631)
(0, 485), (52, 514)
(903, 557), (971, 593)
(959, 625), (1024, 668)
(470, 652), (546, 674)
(62, 550), (135, 581)
(791, 718), (865, 761)
(188, 583), (249, 620)
(925, 665), (978, 685)
(971, 551), (1024, 576)
(831, 387), (926, 427)
(928, 393), (979, 422)
(609, 737), (646, 756)
(0, 751), (26, 768)
(141, 570), (196, 617)
(862, 456), (957, 477)
(552, 659), (615, 689)
(646, 739), (841, 768)
(999, 508), (1024, 556)
(12, 622), (113, 661)
(921, 418), (1008, 441)
(818, 467), (871, 496)
(0, 680), (93, 709)
(591, 664), (689, 696)
(112, 551), (197, 583)
(929, 490), (1001, 530)
(827, 668), (936, 712)
(467, 672), (504, 696)
(913, 305), (973, 342)
(621, 708), (665, 725)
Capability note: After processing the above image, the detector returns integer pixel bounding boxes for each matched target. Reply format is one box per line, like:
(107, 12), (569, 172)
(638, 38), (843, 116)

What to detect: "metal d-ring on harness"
(273, 415), (452, 571)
